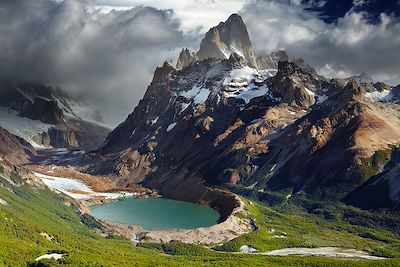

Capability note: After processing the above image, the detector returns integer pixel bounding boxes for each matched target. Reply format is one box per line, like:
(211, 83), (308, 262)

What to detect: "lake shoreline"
(28, 164), (251, 245)
(90, 195), (251, 245)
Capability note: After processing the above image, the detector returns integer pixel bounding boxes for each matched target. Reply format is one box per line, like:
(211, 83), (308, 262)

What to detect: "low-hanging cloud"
(0, 0), (196, 127)
(239, 0), (400, 80)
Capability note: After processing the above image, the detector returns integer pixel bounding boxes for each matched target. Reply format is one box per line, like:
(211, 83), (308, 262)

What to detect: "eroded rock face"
(270, 61), (319, 108)
(0, 127), (35, 164)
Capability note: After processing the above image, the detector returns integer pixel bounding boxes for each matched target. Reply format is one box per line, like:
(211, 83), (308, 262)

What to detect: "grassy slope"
(0, 172), (399, 266)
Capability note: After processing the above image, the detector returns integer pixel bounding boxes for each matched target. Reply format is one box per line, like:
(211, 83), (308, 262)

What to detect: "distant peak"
(176, 48), (198, 70)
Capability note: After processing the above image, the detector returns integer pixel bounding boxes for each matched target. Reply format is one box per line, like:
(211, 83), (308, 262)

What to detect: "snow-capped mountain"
(84, 14), (400, 208)
(0, 82), (110, 150)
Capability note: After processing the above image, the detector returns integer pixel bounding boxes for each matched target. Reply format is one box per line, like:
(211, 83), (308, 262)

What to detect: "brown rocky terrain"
(0, 127), (36, 164)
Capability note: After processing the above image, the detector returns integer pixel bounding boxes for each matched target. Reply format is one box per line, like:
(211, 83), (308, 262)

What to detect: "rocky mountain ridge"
(0, 82), (110, 150)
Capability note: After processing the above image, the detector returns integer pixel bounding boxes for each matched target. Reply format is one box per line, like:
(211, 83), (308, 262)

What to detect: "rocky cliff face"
(0, 82), (110, 150)
(86, 15), (400, 209)
(0, 127), (35, 164)
(176, 48), (199, 70)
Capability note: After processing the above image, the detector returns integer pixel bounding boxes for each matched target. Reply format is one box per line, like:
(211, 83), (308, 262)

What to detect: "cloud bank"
(239, 0), (400, 80)
(91, 0), (247, 33)
(0, 0), (193, 127)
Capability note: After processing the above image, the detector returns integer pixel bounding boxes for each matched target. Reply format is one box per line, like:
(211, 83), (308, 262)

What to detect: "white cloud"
(92, 0), (247, 33)
(0, 0), (189, 127)
(240, 0), (400, 81)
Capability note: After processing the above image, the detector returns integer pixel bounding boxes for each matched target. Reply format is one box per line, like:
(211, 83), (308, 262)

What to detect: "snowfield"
(166, 122), (177, 132)
(222, 67), (276, 104)
(179, 85), (211, 105)
(33, 172), (135, 200)
(364, 89), (391, 102)
(264, 247), (385, 260)
(35, 253), (64, 262)
(0, 106), (52, 148)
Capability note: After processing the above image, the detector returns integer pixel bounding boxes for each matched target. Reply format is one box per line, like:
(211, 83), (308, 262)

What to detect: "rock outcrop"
(176, 48), (199, 70)
(0, 127), (35, 164)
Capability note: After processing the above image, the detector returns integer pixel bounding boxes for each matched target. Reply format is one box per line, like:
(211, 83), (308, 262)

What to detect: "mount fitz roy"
(60, 14), (400, 209)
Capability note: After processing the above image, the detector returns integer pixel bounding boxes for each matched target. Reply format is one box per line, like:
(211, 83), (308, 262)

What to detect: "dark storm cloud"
(0, 0), (193, 126)
(239, 0), (400, 80)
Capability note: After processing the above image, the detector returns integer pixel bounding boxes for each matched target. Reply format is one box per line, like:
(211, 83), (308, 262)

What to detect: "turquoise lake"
(90, 197), (220, 230)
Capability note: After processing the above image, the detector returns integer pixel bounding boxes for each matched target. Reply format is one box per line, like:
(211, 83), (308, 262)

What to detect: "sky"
(0, 0), (399, 127)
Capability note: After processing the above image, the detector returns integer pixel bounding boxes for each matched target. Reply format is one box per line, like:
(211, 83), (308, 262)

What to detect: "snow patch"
(180, 84), (201, 99)
(40, 232), (55, 241)
(240, 245), (258, 254)
(179, 85), (210, 105)
(316, 94), (328, 104)
(166, 122), (177, 132)
(151, 117), (158, 125)
(35, 253), (64, 262)
(223, 66), (256, 86)
(304, 87), (315, 96)
(0, 106), (52, 148)
(265, 247), (385, 260)
(222, 67), (274, 104)
(0, 197), (8, 205)
(365, 90), (391, 102)
(34, 172), (135, 200)
(194, 88), (211, 104)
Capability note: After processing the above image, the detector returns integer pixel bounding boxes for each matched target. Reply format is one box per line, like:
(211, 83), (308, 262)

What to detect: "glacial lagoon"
(91, 197), (220, 230)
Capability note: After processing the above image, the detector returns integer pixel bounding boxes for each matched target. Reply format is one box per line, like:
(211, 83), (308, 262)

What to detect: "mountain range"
(65, 14), (400, 209)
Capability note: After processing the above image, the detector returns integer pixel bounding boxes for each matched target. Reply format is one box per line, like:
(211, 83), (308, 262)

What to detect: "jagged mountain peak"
(176, 48), (198, 70)
(152, 61), (175, 83)
(197, 14), (258, 68)
(174, 15), (290, 71)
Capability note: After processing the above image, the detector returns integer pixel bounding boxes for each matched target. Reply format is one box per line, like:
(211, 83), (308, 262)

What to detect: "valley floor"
(1, 165), (400, 266)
